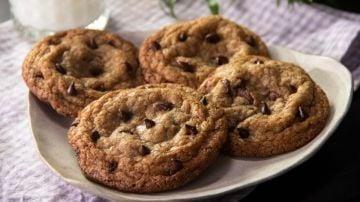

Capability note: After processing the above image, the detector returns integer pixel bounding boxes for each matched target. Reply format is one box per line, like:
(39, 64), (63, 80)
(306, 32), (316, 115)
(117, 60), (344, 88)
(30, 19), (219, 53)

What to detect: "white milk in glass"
(10, 0), (109, 40)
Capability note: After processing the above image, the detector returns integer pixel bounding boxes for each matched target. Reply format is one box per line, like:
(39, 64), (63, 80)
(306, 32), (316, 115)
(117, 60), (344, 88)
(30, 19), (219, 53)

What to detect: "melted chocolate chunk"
(144, 118), (156, 129)
(205, 33), (220, 43)
(119, 110), (132, 122)
(89, 67), (103, 77)
(139, 145), (151, 156)
(71, 120), (79, 127)
(298, 106), (308, 121)
(261, 102), (271, 115)
(215, 56), (229, 65)
(67, 81), (77, 96)
(150, 41), (161, 50)
(245, 35), (256, 47)
(34, 72), (44, 79)
(90, 131), (100, 142)
(108, 160), (118, 172)
(237, 128), (250, 139)
(178, 32), (187, 42)
(176, 60), (194, 72)
(200, 97), (208, 106)
(55, 63), (66, 74)
(185, 124), (198, 135)
(288, 85), (297, 94)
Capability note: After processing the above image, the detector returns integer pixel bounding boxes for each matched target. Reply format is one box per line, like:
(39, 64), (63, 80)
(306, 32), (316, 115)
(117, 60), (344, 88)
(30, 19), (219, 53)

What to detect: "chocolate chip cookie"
(68, 84), (227, 193)
(198, 56), (329, 157)
(22, 29), (143, 117)
(139, 15), (269, 88)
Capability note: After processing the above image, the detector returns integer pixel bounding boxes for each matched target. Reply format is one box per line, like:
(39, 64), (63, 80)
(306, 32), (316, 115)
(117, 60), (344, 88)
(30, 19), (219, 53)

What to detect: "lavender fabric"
(1, 0), (359, 201)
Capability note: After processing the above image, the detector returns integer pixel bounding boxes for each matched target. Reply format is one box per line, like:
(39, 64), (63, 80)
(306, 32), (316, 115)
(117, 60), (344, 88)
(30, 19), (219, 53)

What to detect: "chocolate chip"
(176, 60), (194, 72)
(178, 32), (187, 42)
(245, 35), (256, 47)
(88, 38), (98, 49)
(108, 160), (118, 172)
(298, 106), (308, 121)
(261, 102), (271, 115)
(119, 110), (132, 122)
(144, 118), (155, 129)
(289, 85), (297, 94)
(205, 33), (220, 43)
(215, 56), (229, 65)
(139, 145), (151, 156)
(150, 41), (161, 50)
(200, 97), (208, 105)
(71, 120), (79, 127)
(156, 102), (174, 111)
(93, 84), (106, 92)
(90, 131), (100, 142)
(55, 63), (66, 74)
(168, 158), (183, 175)
(221, 79), (231, 95)
(185, 124), (198, 135)
(67, 81), (77, 96)
(237, 128), (250, 139)
(254, 60), (263, 65)
(119, 130), (134, 135)
(89, 67), (103, 77)
(237, 89), (254, 104)
(34, 72), (44, 79)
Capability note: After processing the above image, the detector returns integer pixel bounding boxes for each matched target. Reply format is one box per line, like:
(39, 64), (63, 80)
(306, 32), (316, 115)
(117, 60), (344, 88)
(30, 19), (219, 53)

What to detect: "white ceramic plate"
(28, 32), (353, 201)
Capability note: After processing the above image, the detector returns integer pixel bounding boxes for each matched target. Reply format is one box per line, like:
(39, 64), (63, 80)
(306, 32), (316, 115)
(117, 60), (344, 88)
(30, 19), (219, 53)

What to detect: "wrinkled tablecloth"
(1, 0), (360, 201)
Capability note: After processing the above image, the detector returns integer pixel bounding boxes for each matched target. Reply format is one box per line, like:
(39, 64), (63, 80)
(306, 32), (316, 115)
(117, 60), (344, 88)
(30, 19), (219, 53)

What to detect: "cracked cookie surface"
(22, 29), (143, 117)
(68, 84), (227, 193)
(139, 15), (269, 88)
(198, 56), (329, 157)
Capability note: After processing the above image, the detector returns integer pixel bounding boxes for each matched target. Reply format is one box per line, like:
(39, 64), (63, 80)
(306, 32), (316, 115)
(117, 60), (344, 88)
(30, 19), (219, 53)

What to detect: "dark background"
(242, 75), (360, 201)
(0, 1), (358, 201)
(242, 2), (360, 202)
(317, 0), (360, 13)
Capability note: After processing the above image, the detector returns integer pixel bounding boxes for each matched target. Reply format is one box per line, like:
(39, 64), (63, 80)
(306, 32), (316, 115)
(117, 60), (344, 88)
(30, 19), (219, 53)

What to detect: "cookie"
(68, 84), (227, 193)
(22, 29), (143, 117)
(139, 15), (269, 88)
(198, 56), (329, 157)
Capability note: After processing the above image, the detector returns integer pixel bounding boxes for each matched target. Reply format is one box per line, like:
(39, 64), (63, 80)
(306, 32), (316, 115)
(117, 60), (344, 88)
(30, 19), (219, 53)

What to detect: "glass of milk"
(9, 0), (109, 40)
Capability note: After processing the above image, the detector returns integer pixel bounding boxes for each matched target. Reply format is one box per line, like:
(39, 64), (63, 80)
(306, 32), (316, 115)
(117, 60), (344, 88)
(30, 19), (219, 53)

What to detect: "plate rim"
(28, 45), (354, 201)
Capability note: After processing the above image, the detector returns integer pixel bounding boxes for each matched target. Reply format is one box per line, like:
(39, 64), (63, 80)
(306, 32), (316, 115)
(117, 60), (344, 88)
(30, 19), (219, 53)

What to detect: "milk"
(10, 0), (105, 30)
(10, 0), (108, 39)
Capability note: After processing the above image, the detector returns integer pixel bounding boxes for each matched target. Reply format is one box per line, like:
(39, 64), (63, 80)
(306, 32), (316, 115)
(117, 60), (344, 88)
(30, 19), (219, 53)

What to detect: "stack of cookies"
(22, 16), (329, 193)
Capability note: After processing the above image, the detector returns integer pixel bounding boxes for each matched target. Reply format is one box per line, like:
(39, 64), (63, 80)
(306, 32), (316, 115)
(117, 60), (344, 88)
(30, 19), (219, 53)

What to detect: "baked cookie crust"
(198, 56), (329, 157)
(68, 84), (227, 193)
(22, 29), (143, 117)
(139, 15), (269, 88)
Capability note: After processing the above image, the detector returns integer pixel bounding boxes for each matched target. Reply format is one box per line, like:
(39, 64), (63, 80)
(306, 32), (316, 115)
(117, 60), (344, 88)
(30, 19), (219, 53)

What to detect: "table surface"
(1, 1), (359, 201)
